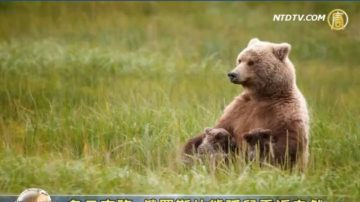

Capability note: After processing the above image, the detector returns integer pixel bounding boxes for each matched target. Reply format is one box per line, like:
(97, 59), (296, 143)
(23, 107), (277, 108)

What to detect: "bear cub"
(198, 127), (237, 156)
(182, 127), (237, 165)
(243, 128), (276, 164)
(184, 127), (276, 165)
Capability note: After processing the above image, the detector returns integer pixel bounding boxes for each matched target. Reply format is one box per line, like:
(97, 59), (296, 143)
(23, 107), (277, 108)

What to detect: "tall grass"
(0, 2), (359, 201)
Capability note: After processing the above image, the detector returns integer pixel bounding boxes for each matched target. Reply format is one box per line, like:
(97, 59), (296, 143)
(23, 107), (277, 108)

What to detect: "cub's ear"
(273, 43), (291, 61)
(248, 38), (260, 46)
(204, 127), (212, 135)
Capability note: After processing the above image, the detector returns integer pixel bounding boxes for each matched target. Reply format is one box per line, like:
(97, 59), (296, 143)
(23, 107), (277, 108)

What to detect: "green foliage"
(0, 2), (359, 201)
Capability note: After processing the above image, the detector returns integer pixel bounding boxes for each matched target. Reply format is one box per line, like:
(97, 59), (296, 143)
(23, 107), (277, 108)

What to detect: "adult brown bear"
(183, 38), (309, 170)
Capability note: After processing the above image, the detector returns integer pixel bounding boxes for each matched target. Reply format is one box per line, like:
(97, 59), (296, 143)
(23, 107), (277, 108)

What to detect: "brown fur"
(183, 128), (237, 165)
(198, 127), (237, 155)
(243, 128), (275, 164)
(183, 38), (309, 170)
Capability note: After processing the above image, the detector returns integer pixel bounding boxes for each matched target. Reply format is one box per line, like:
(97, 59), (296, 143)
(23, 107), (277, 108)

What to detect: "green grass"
(0, 2), (359, 201)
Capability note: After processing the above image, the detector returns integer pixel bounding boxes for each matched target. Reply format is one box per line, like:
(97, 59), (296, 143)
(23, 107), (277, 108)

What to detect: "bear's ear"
(248, 38), (260, 46)
(204, 127), (212, 135)
(273, 43), (291, 61)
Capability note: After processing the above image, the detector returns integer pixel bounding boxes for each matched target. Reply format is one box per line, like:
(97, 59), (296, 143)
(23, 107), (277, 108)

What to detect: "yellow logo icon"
(327, 9), (348, 30)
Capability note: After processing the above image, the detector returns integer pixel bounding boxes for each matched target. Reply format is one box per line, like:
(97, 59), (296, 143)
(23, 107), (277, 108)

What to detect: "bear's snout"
(227, 72), (239, 83)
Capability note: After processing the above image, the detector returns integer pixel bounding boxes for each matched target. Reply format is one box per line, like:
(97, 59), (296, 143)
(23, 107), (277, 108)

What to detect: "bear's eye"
(247, 60), (254, 66)
(238, 59), (242, 64)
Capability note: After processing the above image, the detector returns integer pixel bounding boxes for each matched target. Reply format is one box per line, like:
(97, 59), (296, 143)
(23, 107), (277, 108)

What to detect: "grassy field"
(0, 2), (359, 201)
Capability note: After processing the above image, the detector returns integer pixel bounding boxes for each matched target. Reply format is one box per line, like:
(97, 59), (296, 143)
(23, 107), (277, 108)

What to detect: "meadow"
(0, 2), (359, 201)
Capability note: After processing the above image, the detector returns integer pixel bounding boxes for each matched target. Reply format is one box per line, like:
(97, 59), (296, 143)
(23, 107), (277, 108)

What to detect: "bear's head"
(228, 38), (296, 97)
(198, 127), (236, 155)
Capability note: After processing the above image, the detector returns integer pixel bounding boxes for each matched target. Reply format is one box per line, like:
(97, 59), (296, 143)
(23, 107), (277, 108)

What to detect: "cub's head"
(198, 127), (236, 154)
(243, 128), (276, 162)
(228, 38), (296, 95)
